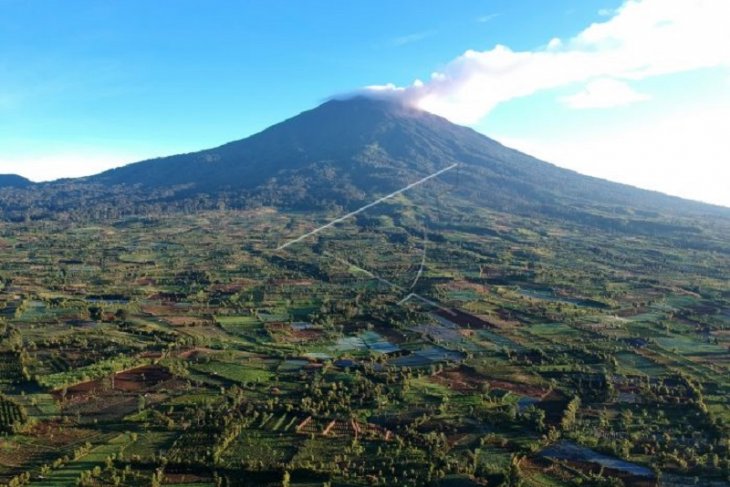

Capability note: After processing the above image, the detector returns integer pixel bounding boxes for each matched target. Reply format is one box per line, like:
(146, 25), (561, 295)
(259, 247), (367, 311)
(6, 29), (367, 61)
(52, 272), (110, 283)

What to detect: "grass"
(219, 430), (301, 468)
(214, 315), (261, 326)
(191, 360), (274, 385)
(34, 433), (129, 487)
(38, 356), (147, 390)
(614, 351), (666, 377)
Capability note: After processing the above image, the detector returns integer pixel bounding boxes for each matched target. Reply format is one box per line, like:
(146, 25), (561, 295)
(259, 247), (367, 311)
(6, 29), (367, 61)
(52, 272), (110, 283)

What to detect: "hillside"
(0, 175), (32, 189)
(92, 97), (728, 214)
(0, 97), (728, 230)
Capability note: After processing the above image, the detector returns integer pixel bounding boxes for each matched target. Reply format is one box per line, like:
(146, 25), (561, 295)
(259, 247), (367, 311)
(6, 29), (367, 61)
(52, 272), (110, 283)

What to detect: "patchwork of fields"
(0, 202), (728, 486)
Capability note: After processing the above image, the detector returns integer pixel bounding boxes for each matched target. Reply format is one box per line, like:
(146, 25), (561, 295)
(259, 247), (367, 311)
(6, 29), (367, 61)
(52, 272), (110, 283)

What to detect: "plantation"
(0, 397), (26, 433)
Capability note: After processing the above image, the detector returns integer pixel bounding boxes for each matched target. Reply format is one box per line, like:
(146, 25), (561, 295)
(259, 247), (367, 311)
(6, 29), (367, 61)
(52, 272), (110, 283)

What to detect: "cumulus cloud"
(366, 0), (730, 123)
(561, 78), (650, 109)
(495, 100), (730, 207)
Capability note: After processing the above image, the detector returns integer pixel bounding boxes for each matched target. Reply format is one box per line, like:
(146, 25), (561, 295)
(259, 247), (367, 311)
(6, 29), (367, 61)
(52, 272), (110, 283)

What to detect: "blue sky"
(1, 0), (729, 206)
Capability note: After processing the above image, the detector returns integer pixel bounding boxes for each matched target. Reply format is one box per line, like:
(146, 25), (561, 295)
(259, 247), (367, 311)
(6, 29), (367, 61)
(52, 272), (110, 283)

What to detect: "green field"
(0, 200), (726, 487)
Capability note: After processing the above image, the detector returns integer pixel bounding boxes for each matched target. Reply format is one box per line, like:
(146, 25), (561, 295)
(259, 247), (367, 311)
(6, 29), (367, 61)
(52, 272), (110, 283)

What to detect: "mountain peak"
(312, 95), (452, 127)
(319, 94), (421, 114)
(91, 94), (467, 191)
(13, 97), (725, 222)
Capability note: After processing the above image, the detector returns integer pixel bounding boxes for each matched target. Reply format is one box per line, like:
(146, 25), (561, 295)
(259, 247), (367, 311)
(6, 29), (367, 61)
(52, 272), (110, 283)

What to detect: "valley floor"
(0, 203), (729, 486)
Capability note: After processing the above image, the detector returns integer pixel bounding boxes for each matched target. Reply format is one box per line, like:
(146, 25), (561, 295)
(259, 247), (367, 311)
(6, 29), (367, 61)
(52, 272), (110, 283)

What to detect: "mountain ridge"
(1, 97), (729, 224)
(0, 174), (33, 189)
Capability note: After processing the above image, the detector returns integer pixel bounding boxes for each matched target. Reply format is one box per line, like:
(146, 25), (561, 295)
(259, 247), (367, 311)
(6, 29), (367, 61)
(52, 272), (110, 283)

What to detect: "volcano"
(1, 96), (728, 227)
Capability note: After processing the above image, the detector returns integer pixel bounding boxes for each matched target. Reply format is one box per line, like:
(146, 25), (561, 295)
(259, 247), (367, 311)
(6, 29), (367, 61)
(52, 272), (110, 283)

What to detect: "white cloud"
(561, 78), (650, 109)
(363, 82), (405, 93)
(547, 38), (562, 50)
(476, 13), (500, 23)
(495, 100), (730, 207)
(368, 0), (730, 123)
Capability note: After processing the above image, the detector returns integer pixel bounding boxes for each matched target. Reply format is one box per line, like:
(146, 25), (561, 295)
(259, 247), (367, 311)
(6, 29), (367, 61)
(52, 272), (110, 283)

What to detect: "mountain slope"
(91, 97), (727, 217)
(0, 175), (32, 188)
(1, 97), (728, 227)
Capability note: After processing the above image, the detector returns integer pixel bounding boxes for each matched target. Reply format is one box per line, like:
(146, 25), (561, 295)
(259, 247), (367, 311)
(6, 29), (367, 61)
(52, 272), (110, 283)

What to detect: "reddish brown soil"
(165, 315), (210, 326)
(267, 323), (324, 343)
(436, 309), (499, 329)
(163, 473), (214, 484)
(432, 365), (550, 398)
(55, 365), (174, 401)
(375, 326), (407, 345)
(141, 304), (178, 315)
(615, 307), (650, 318)
(448, 280), (490, 294)
(488, 379), (550, 398)
(114, 365), (173, 391)
(298, 417), (392, 440)
(177, 347), (217, 359)
(209, 279), (256, 293)
(432, 366), (489, 393)
(459, 329), (476, 338)
(28, 421), (97, 447)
